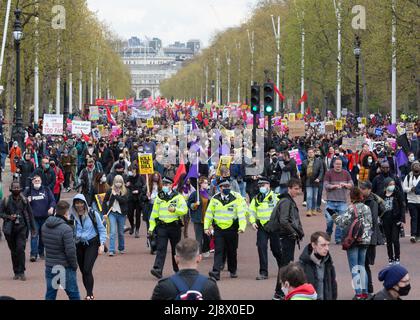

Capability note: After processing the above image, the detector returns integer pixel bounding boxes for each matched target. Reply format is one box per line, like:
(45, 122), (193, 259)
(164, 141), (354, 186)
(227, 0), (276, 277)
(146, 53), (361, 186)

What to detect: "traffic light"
(250, 84), (260, 115)
(264, 82), (275, 116)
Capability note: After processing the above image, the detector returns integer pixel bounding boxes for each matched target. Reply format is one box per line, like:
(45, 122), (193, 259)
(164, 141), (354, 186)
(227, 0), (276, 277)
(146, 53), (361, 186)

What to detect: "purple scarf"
(199, 189), (209, 199)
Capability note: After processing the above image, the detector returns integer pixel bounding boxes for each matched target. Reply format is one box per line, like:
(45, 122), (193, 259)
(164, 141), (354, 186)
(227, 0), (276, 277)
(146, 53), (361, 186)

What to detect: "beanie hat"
(378, 265), (408, 290)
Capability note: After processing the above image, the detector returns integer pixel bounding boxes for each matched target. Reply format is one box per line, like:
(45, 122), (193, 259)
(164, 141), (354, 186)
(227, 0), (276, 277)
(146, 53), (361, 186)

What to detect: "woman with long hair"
(102, 175), (129, 256)
(331, 187), (373, 300)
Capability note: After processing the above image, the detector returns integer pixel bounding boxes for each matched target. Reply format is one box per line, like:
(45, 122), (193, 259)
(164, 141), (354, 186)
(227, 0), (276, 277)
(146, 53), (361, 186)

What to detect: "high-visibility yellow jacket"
(149, 192), (188, 232)
(248, 191), (280, 226)
(204, 191), (247, 232)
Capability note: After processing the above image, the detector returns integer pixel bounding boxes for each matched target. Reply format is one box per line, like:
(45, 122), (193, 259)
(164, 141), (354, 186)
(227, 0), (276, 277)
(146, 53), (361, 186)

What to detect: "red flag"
(203, 118), (209, 127)
(81, 131), (90, 143)
(197, 112), (203, 122)
(273, 84), (285, 101)
(297, 92), (308, 106)
(106, 106), (116, 125)
(305, 106), (311, 115)
(173, 156), (187, 188)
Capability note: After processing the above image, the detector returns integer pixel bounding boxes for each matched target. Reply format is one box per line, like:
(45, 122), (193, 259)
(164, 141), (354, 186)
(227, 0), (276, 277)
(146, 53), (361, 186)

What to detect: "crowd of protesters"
(0, 101), (418, 300)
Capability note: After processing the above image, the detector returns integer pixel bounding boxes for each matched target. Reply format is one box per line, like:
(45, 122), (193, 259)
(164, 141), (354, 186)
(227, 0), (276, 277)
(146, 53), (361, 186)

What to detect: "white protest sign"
(43, 114), (63, 135)
(72, 121), (92, 135)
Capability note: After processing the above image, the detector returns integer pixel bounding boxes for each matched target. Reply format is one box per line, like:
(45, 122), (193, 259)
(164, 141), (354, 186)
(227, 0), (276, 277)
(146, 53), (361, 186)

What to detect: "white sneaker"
(322, 199), (327, 204)
(302, 201), (307, 207)
(203, 251), (210, 258)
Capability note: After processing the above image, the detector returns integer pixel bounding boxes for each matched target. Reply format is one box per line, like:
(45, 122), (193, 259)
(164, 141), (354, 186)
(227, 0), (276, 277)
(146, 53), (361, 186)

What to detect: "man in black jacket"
(151, 238), (220, 300)
(94, 140), (114, 175)
(17, 152), (35, 190)
(265, 178), (304, 300)
(360, 181), (385, 296)
(42, 201), (80, 300)
(0, 181), (36, 280)
(299, 231), (337, 300)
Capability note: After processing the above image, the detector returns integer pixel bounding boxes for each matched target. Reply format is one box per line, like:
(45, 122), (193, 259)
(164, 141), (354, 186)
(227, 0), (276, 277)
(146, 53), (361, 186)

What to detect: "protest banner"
(89, 106), (100, 121)
(216, 156), (232, 176)
(43, 114), (63, 135)
(288, 121), (305, 137)
(72, 121), (92, 135)
(375, 128), (383, 136)
(147, 118), (154, 128)
(138, 154), (154, 175)
(296, 113), (303, 120)
(342, 108), (348, 116)
(289, 149), (302, 166)
(92, 128), (101, 140)
(131, 108), (156, 119)
(342, 137), (364, 151)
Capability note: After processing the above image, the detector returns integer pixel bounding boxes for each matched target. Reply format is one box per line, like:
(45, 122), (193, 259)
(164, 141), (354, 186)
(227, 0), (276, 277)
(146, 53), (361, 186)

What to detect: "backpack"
(342, 205), (364, 251)
(416, 180), (420, 195)
(71, 209), (108, 252)
(169, 274), (207, 300)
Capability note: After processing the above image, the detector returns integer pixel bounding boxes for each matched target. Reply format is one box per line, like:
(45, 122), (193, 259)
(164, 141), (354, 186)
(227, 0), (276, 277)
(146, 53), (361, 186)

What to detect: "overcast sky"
(87, 0), (258, 47)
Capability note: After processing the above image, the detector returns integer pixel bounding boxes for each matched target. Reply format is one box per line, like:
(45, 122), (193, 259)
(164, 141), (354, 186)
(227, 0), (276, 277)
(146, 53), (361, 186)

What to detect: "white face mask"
(100, 176), (107, 183)
(34, 183), (41, 190)
(409, 156), (415, 162)
(128, 171), (133, 177)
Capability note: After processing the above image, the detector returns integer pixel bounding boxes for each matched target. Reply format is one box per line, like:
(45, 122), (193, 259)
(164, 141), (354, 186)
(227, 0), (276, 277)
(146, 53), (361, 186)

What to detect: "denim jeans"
(238, 181), (247, 198)
(45, 266), (80, 300)
(31, 217), (48, 257)
(347, 246), (368, 295)
(1, 152), (7, 169)
(325, 201), (347, 243)
(305, 186), (319, 211)
(109, 212), (126, 253)
(317, 182), (324, 209)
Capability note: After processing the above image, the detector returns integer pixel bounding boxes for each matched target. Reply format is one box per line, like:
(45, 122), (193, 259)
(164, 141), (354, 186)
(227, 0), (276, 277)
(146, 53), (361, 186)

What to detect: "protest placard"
(289, 149), (302, 166)
(216, 156), (232, 176)
(288, 113), (296, 121)
(43, 114), (63, 135)
(72, 121), (92, 135)
(335, 120), (343, 131)
(147, 118), (154, 128)
(325, 121), (335, 133)
(288, 121), (305, 137)
(138, 154), (154, 175)
(89, 106), (100, 121)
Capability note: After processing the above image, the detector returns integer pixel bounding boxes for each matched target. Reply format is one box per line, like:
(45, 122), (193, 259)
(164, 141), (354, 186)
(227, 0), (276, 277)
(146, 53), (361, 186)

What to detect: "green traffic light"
(266, 106), (273, 112)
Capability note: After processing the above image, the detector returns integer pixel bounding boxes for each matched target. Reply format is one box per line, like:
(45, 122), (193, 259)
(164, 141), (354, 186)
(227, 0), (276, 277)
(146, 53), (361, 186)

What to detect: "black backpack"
(169, 274), (207, 300)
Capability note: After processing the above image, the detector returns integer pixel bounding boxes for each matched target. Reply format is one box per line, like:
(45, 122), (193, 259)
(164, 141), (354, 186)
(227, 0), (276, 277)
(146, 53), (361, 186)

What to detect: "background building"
(121, 37), (201, 99)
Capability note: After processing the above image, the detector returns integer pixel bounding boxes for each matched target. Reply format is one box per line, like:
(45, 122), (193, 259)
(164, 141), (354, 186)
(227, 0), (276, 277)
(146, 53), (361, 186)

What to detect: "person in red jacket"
(50, 159), (64, 202)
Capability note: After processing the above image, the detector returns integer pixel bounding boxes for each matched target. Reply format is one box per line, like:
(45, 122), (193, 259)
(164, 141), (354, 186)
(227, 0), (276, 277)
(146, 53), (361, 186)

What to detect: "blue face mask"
(260, 187), (268, 194)
(44, 164), (50, 169)
(162, 186), (171, 194)
(222, 188), (231, 196)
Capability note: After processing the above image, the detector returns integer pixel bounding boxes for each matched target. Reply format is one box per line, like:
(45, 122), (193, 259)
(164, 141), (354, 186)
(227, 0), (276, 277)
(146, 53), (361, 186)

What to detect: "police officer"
(205, 179), (247, 280)
(249, 177), (282, 280)
(149, 177), (188, 279)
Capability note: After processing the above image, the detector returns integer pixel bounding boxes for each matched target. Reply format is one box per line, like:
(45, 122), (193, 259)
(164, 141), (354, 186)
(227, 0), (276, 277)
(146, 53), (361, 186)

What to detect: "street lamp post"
(211, 80), (215, 103)
(281, 64), (285, 114)
(12, 9), (24, 149)
(354, 35), (361, 116)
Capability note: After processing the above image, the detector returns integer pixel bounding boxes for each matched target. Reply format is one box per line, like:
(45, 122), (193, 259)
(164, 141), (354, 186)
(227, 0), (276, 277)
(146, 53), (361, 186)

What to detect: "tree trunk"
(3, 41), (15, 142)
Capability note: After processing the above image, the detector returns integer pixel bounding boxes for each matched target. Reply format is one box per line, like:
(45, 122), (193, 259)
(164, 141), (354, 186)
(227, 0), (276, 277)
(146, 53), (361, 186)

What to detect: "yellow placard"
(95, 193), (106, 212)
(147, 118), (154, 128)
(112, 106), (119, 114)
(296, 113), (303, 120)
(335, 120), (343, 131)
(138, 154), (154, 175)
(341, 117), (346, 123)
(288, 113), (296, 121)
(216, 156), (232, 177)
(361, 117), (367, 125)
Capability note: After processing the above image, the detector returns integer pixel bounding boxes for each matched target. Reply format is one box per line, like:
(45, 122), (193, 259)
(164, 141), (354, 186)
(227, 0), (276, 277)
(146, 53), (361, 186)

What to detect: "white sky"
(87, 0), (259, 47)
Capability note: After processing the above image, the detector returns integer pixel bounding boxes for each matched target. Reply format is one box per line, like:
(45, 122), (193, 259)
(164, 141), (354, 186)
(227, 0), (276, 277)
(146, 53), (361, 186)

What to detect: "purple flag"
(184, 163), (199, 182)
(192, 118), (198, 130)
(395, 149), (408, 169)
(387, 124), (397, 135)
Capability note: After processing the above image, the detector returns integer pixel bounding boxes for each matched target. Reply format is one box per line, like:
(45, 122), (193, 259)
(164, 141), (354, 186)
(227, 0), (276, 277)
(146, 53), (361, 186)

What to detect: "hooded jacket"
(285, 283), (318, 301)
(41, 215), (78, 270)
(299, 244), (337, 300)
(70, 194), (107, 246)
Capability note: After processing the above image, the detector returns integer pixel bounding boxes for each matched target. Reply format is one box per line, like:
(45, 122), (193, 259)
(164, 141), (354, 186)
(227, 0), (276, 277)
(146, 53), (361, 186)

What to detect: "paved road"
(0, 163), (419, 300)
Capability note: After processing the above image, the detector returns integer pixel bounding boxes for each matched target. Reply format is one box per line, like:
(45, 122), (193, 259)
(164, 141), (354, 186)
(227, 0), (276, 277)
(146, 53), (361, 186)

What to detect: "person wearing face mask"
(402, 161), (420, 243)
(50, 160), (64, 202)
(204, 179), (247, 281)
(32, 158), (56, 192)
(374, 264), (411, 300)
(187, 176), (212, 256)
(110, 153), (131, 174)
(24, 175), (56, 262)
(102, 175), (129, 256)
(77, 158), (100, 206)
(248, 178), (281, 281)
(106, 163), (127, 186)
(379, 178), (405, 265)
(149, 177), (188, 279)
(8, 141), (22, 174)
(279, 262), (318, 301)
(372, 161), (403, 196)
(0, 181), (36, 281)
(358, 143), (377, 183)
(82, 141), (96, 166)
(298, 232), (337, 300)
(126, 165), (147, 238)
(94, 141), (114, 175)
(61, 148), (75, 192)
(17, 152), (35, 190)
(143, 136), (157, 157)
